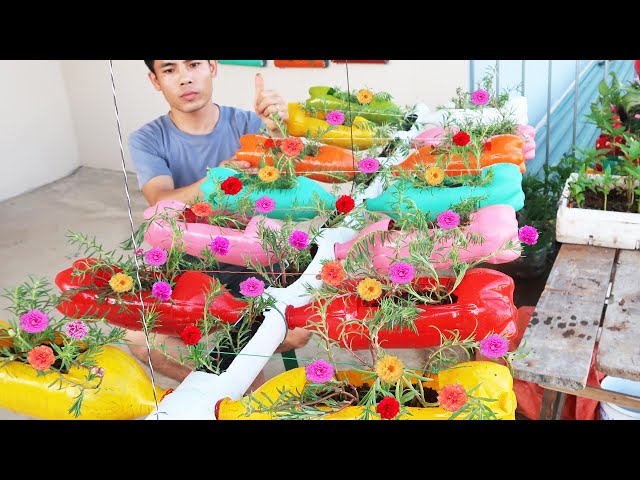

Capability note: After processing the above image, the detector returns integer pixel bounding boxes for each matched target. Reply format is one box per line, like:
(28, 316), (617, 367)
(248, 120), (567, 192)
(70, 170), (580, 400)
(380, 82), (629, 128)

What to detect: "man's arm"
(141, 175), (205, 207)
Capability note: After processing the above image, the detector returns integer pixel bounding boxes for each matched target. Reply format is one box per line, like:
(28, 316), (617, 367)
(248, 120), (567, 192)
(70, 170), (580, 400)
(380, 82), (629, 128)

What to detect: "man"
(127, 60), (311, 383)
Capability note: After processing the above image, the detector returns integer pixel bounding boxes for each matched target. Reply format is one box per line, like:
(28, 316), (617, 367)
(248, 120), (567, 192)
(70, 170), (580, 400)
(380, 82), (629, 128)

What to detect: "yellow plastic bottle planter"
(286, 102), (376, 150)
(0, 345), (164, 420)
(217, 361), (516, 420)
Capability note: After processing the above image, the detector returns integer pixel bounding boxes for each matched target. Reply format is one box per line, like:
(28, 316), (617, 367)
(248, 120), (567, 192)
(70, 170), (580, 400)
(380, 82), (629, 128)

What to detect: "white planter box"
(556, 173), (640, 250)
(419, 96), (529, 128)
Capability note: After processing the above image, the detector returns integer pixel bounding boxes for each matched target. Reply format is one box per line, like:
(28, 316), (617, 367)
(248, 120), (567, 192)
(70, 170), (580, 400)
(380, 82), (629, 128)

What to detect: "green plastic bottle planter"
(305, 86), (404, 126)
(366, 163), (524, 220)
(201, 167), (335, 220)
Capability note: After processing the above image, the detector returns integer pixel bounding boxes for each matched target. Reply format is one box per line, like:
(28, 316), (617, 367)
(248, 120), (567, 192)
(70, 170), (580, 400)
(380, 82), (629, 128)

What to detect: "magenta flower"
(19, 309), (49, 333)
(151, 281), (173, 301)
(358, 157), (380, 174)
(479, 334), (509, 358)
(255, 196), (275, 214)
(436, 210), (460, 229)
(145, 247), (168, 267)
(135, 248), (144, 255)
(518, 225), (539, 245)
(326, 110), (345, 125)
(210, 236), (231, 256)
(64, 321), (89, 340)
(305, 359), (334, 383)
(470, 89), (490, 106)
(389, 261), (415, 284)
(288, 230), (309, 250)
(239, 277), (265, 297)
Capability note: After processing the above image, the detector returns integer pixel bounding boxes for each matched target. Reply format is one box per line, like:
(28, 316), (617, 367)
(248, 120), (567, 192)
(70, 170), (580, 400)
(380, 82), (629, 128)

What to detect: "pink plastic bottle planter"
(335, 204), (520, 273)
(143, 200), (282, 267)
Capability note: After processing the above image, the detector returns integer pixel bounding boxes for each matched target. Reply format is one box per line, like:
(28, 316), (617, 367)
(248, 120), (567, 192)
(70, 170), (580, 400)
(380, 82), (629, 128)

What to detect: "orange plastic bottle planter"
(234, 134), (358, 183)
(55, 258), (247, 336)
(395, 134), (526, 176)
(286, 268), (518, 350)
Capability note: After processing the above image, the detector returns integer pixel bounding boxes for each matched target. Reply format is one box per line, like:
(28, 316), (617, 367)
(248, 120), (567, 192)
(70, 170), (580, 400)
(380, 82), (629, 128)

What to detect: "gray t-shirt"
(128, 105), (264, 189)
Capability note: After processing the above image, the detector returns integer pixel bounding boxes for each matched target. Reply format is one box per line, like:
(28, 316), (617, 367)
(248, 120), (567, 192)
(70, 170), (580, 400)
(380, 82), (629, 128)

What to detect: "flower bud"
(7, 328), (16, 337)
(90, 366), (105, 378)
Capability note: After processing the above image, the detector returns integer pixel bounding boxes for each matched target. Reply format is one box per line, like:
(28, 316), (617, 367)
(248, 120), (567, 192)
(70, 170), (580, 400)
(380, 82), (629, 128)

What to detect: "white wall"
(60, 60), (469, 172)
(0, 61), (79, 202)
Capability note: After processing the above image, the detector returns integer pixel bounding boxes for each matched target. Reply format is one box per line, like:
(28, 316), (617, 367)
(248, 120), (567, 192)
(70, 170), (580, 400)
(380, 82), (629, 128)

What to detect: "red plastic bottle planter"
(55, 258), (247, 336)
(286, 268), (518, 350)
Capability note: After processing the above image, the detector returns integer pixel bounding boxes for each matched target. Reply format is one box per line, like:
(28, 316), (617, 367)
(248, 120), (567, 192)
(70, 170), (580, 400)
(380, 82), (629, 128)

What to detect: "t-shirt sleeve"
(247, 111), (265, 135)
(128, 128), (171, 189)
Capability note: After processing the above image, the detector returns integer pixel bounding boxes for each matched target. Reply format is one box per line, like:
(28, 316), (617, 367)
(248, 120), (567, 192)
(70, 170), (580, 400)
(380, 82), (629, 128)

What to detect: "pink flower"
(358, 157), (380, 174)
(389, 261), (415, 284)
(151, 281), (172, 301)
(326, 110), (345, 125)
(239, 277), (265, 297)
(518, 225), (539, 245)
(210, 236), (231, 256)
(90, 366), (105, 378)
(145, 247), (168, 267)
(288, 230), (309, 250)
(135, 248), (144, 255)
(436, 210), (460, 229)
(635, 114), (640, 119)
(64, 321), (89, 340)
(305, 359), (334, 383)
(255, 196), (275, 214)
(19, 309), (49, 333)
(470, 89), (490, 106)
(479, 333), (509, 358)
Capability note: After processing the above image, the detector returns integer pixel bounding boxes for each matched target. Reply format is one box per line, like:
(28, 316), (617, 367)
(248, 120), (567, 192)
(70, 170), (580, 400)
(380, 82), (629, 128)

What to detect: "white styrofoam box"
(556, 173), (640, 250)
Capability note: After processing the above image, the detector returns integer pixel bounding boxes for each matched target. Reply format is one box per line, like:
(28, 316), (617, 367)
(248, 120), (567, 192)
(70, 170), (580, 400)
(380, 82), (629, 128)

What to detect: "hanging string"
(108, 60), (161, 418)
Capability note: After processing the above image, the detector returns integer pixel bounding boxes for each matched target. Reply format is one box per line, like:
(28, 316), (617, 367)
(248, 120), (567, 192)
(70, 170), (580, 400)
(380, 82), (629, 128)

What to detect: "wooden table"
(512, 243), (640, 419)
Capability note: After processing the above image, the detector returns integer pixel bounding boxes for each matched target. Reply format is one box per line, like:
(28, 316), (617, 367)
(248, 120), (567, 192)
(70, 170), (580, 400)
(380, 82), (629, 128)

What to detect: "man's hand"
(275, 327), (312, 353)
(254, 73), (288, 135)
(219, 158), (258, 174)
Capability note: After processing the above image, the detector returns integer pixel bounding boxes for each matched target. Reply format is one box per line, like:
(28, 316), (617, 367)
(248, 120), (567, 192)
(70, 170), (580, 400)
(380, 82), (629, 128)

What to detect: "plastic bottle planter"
(413, 126), (536, 162)
(143, 200), (281, 267)
(55, 258), (247, 336)
(366, 163), (525, 220)
(216, 361), (516, 420)
(286, 268), (518, 350)
(201, 167), (335, 221)
(398, 134), (526, 175)
(556, 173), (640, 250)
(304, 86), (404, 126)
(286, 102), (375, 150)
(418, 96), (529, 128)
(146, 310), (287, 420)
(0, 345), (163, 420)
(234, 134), (357, 183)
(335, 204), (521, 273)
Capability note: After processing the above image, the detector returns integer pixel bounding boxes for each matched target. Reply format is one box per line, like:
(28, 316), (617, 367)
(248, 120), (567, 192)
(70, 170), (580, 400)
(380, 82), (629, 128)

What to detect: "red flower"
(281, 137), (305, 157)
(262, 138), (276, 149)
(180, 325), (202, 345)
(335, 195), (355, 214)
(221, 177), (243, 195)
(180, 207), (199, 224)
(377, 396), (400, 419)
(27, 345), (56, 371)
(452, 131), (470, 147)
(438, 383), (468, 412)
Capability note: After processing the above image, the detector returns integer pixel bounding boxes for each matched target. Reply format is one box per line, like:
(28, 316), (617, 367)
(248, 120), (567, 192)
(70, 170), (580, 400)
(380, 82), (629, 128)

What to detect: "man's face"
(149, 60), (216, 113)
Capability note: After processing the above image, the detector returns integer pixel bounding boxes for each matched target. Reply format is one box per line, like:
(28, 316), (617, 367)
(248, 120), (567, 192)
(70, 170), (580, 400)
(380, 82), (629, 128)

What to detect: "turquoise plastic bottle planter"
(201, 167), (335, 220)
(366, 163), (524, 220)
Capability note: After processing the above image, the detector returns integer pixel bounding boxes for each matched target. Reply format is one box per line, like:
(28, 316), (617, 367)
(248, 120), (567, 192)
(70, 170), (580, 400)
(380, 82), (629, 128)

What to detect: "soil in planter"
(179, 208), (250, 230)
(570, 187), (636, 213)
(336, 381), (439, 408)
(276, 243), (319, 289)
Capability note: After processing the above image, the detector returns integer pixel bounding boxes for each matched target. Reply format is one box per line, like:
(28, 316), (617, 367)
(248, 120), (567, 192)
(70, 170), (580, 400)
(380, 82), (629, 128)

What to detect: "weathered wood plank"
(597, 249), (640, 381)
(513, 244), (615, 390)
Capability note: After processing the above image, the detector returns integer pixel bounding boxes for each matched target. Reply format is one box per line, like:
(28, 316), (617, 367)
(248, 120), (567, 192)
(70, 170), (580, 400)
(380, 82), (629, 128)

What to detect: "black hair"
(144, 60), (155, 74)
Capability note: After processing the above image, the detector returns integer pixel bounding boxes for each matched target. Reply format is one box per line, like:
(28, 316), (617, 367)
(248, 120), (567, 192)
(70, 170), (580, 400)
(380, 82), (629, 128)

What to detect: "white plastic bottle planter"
(419, 96), (529, 128)
(556, 173), (640, 250)
(145, 309), (287, 420)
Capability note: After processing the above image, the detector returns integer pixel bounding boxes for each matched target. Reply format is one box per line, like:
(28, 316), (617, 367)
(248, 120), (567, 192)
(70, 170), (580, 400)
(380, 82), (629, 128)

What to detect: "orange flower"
(258, 166), (280, 183)
(425, 166), (445, 186)
(438, 383), (468, 412)
(375, 355), (404, 384)
(357, 277), (382, 301)
(109, 272), (133, 293)
(280, 137), (305, 157)
(321, 260), (345, 287)
(357, 89), (373, 105)
(27, 345), (55, 371)
(190, 202), (213, 217)
(160, 388), (175, 402)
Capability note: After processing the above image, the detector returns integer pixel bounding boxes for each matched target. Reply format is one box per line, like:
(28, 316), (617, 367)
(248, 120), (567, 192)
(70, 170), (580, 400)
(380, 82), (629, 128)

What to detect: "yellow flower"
(357, 277), (382, 301)
(109, 272), (133, 293)
(376, 355), (405, 384)
(258, 166), (280, 183)
(356, 89), (373, 105)
(425, 166), (445, 186)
